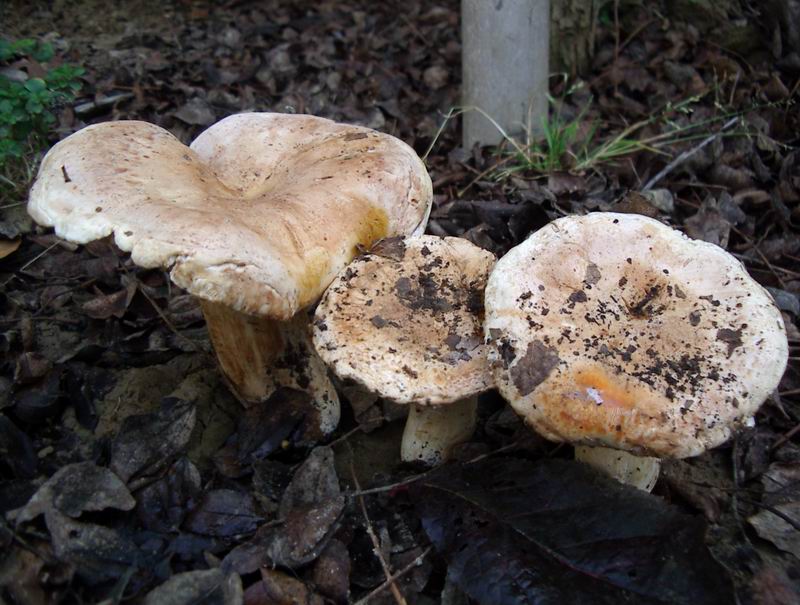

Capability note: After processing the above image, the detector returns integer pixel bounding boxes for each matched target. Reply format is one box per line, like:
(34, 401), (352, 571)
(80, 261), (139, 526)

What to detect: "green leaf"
(24, 98), (44, 114)
(24, 78), (47, 94)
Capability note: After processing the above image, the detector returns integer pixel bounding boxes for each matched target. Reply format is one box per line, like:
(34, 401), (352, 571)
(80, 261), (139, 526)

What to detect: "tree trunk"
(461, 0), (550, 148)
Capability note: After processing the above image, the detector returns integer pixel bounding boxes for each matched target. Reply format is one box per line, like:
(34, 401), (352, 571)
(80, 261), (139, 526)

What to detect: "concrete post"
(462, 0), (550, 149)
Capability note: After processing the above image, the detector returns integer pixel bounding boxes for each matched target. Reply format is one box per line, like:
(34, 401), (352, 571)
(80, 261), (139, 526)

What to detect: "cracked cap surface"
(28, 113), (432, 319)
(485, 212), (788, 458)
(313, 235), (495, 405)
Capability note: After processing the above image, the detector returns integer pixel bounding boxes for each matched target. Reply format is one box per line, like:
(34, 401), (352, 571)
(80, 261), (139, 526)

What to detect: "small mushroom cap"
(485, 213), (788, 459)
(313, 236), (495, 405)
(28, 114), (432, 319)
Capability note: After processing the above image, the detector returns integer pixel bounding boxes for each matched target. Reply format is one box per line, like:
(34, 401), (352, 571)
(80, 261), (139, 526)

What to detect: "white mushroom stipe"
(401, 398), (478, 466)
(27, 114), (433, 433)
(575, 445), (661, 492)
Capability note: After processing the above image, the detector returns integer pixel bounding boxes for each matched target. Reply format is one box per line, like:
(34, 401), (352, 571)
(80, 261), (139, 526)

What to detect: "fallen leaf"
(16, 461), (134, 524)
(0, 541), (72, 605)
(110, 399), (196, 484)
(12, 368), (64, 424)
(748, 462), (800, 558)
(309, 539), (351, 603)
(14, 352), (53, 385)
(136, 457), (202, 533)
(174, 97), (216, 126)
(82, 282), (137, 319)
(47, 510), (144, 584)
(143, 569), (243, 605)
(0, 238), (21, 259)
(413, 457), (735, 605)
(0, 415), (37, 479)
(183, 489), (263, 539)
(244, 568), (323, 605)
(222, 447), (344, 573)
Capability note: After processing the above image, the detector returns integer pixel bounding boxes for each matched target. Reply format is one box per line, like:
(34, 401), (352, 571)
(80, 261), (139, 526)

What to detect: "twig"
(771, 422), (800, 451)
(1, 240), (60, 288)
(752, 245), (788, 290)
(347, 443), (407, 605)
(349, 469), (434, 498)
(641, 117), (739, 191)
(130, 274), (207, 353)
(326, 425), (363, 449)
(457, 155), (513, 197)
(348, 441), (521, 497)
(737, 496), (800, 532)
(354, 546), (434, 605)
(732, 252), (800, 278)
(422, 107), (457, 163)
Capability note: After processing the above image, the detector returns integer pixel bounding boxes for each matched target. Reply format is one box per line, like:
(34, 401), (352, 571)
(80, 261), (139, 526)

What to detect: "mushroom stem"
(200, 300), (340, 433)
(574, 445), (661, 492)
(401, 397), (478, 465)
(200, 300), (284, 401)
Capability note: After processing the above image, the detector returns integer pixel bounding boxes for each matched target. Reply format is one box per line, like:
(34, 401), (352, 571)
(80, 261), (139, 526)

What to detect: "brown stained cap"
(28, 113), (432, 320)
(313, 236), (495, 405)
(485, 213), (789, 459)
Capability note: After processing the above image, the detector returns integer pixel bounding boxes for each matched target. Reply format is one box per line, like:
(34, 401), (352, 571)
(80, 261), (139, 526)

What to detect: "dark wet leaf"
(16, 461), (134, 524)
(47, 510), (144, 584)
(12, 368), (64, 424)
(137, 457), (202, 533)
(13, 352), (52, 385)
(143, 569), (243, 605)
(684, 196), (732, 248)
(82, 282), (137, 319)
(0, 541), (73, 605)
(0, 414), (37, 479)
(174, 97), (217, 126)
(183, 489), (263, 539)
(413, 457), (735, 605)
(748, 462), (800, 558)
(309, 538), (351, 603)
(274, 446), (345, 565)
(243, 568), (323, 605)
(0, 479), (38, 515)
(222, 447), (343, 573)
(110, 399), (196, 484)
(252, 458), (293, 509)
(237, 388), (318, 461)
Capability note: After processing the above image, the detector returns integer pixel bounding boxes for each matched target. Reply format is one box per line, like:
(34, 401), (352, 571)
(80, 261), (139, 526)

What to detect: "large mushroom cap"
(28, 113), (432, 319)
(313, 236), (495, 405)
(485, 213), (788, 459)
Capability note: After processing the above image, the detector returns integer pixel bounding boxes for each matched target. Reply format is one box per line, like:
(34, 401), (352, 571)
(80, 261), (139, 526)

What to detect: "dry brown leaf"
(0, 238), (21, 259)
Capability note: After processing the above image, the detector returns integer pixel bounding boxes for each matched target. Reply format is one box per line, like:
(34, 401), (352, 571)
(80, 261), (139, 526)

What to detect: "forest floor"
(1, 1), (799, 603)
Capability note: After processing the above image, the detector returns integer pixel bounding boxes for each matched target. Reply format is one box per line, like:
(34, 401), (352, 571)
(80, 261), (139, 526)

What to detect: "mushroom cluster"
(485, 212), (788, 489)
(27, 113), (433, 435)
(312, 235), (495, 465)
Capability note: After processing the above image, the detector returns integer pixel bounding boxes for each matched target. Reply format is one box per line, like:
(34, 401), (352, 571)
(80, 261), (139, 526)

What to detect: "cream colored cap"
(28, 113), (432, 319)
(485, 212), (788, 458)
(313, 236), (495, 404)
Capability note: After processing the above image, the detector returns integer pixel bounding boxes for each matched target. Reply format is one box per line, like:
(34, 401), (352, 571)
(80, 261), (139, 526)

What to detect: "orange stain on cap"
(574, 367), (637, 410)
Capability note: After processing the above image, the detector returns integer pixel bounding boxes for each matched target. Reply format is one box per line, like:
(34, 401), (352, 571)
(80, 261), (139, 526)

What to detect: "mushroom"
(313, 236), (495, 464)
(484, 212), (788, 490)
(28, 113), (433, 435)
